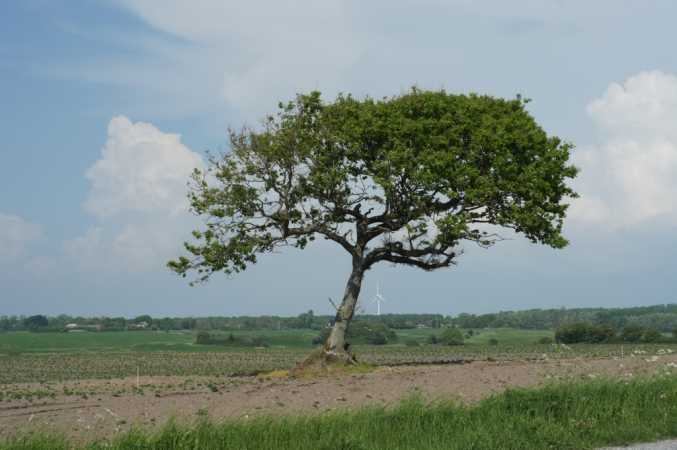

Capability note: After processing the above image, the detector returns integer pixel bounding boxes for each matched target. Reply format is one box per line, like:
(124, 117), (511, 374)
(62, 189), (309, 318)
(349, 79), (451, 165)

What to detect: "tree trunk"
(323, 265), (364, 364)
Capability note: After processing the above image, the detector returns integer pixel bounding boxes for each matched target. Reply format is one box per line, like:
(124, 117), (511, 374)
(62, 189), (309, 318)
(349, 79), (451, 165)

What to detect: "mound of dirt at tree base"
(2, 354), (677, 443)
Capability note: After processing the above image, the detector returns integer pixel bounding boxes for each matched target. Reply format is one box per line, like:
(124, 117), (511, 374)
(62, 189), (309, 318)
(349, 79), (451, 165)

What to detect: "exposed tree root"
(291, 347), (360, 378)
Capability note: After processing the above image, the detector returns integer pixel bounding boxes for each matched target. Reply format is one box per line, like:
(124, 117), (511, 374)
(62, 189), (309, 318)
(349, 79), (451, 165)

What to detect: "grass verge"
(4, 374), (677, 449)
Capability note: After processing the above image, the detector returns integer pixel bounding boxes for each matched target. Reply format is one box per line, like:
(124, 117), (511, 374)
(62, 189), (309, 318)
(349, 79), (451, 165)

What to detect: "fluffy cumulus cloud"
(66, 116), (203, 271)
(0, 213), (43, 262)
(570, 71), (677, 227)
(84, 116), (202, 219)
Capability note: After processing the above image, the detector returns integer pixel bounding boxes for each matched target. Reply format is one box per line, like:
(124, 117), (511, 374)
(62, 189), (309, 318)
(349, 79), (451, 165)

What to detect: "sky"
(1, 0), (677, 318)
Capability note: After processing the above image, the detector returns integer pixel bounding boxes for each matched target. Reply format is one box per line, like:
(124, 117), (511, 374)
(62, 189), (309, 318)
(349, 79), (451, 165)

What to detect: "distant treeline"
(554, 322), (672, 344)
(0, 311), (445, 332)
(3, 304), (677, 333)
(450, 304), (677, 332)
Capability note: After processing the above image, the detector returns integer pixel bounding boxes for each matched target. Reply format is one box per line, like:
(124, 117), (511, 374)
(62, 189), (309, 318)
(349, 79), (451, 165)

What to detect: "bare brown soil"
(2, 353), (677, 443)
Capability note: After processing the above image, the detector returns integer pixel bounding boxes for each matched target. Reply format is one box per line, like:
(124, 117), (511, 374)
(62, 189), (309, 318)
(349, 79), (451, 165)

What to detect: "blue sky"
(1, 0), (677, 317)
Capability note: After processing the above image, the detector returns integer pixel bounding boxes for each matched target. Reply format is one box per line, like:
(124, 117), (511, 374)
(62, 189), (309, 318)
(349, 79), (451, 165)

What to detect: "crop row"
(1, 343), (676, 384)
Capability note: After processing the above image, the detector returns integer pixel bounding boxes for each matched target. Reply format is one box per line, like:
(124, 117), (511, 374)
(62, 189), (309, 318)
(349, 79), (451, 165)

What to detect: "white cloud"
(570, 70), (677, 227)
(0, 213), (43, 262)
(103, 1), (360, 118)
(67, 116), (204, 271)
(84, 116), (203, 219)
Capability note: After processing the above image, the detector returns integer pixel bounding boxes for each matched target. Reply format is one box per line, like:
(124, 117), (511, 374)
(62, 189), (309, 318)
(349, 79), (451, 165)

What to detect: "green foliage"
(195, 331), (211, 345)
(555, 322), (615, 344)
(169, 89), (577, 283)
(439, 327), (464, 345)
(621, 325), (645, 343)
(8, 376), (677, 449)
(23, 315), (48, 332)
(5, 304), (677, 335)
(425, 327), (464, 345)
(460, 328), (553, 345)
(194, 332), (269, 348)
(292, 310), (322, 329)
(621, 325), (664, 343)
(488, 338), (499, 346)
(452, 303), (677, 331)
(642, 328), (663, 343)
(313, 322), (397, 346)
(537, 336), (554, 345)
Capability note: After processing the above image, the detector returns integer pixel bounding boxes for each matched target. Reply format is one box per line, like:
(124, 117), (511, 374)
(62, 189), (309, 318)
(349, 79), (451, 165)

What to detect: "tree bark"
(324, 264), (364, 364)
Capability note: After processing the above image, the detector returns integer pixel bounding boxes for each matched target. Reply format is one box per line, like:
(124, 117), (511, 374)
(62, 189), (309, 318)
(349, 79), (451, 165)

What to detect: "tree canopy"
(169, 89), (577, 283)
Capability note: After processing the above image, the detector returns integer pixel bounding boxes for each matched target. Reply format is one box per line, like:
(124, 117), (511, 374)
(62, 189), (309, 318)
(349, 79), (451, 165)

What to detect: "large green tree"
(169, 89), (577, 364)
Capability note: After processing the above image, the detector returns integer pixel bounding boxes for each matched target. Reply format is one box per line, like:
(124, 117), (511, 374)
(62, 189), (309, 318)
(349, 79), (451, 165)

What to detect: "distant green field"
(396, 327), (554, 345)
(0, 331), (195, 353)
(465, 328), (554, 345)
(0, 330), (319, 353)
(0, 328), (554, 354)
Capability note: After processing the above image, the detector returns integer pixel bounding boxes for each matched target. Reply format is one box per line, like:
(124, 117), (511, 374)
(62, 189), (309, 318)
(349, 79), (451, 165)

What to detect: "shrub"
(555, 322), (615, 344)
(427, 335), (440, 345)
(440, 327), (464, 346)
(195, 331), (212, 345)
(312, 321), (397, 346)
(621, 325), (645, 343)
(311, 334), (325, 345)
(24, 315), (49, 332)
(642, 328), (662, 343)
(405, 339), (420, 347)
(488, 338), (499, 346)
(538, 336), (554, 345)
(618, 326), (661, 343)
(196, 332), (268, 347)
(366, 332), (388, 345)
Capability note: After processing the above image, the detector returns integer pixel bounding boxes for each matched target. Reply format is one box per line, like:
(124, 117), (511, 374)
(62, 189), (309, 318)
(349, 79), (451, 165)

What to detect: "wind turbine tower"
(372, 282), (386, 316)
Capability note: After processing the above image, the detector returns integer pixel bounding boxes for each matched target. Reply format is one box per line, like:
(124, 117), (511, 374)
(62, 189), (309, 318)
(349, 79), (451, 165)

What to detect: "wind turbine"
(371, 282), (386, 316)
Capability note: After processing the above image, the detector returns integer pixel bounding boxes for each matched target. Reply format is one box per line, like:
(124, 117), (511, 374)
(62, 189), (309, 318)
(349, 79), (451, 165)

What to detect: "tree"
(621, 325), (645, 343)
(294, 310), (316, 329)
(169, 89), (577, 365)
(642, 328), (662, 343)
(312, 321), (397, 346)
(24, 315), (48, 331)
(133, 315), (152, 324)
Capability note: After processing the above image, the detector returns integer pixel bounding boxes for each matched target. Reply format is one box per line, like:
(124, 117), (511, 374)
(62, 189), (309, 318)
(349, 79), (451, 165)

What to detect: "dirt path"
(2, 353), (677, 443)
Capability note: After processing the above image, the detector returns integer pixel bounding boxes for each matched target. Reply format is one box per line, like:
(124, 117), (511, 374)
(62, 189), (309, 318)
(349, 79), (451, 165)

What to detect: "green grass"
(0, 331), (195, 353)
(4, 375), (677, 449)
(464, 328), (554, 345)
(209, 329), (321, 347)
(0, 328), (555, 354)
